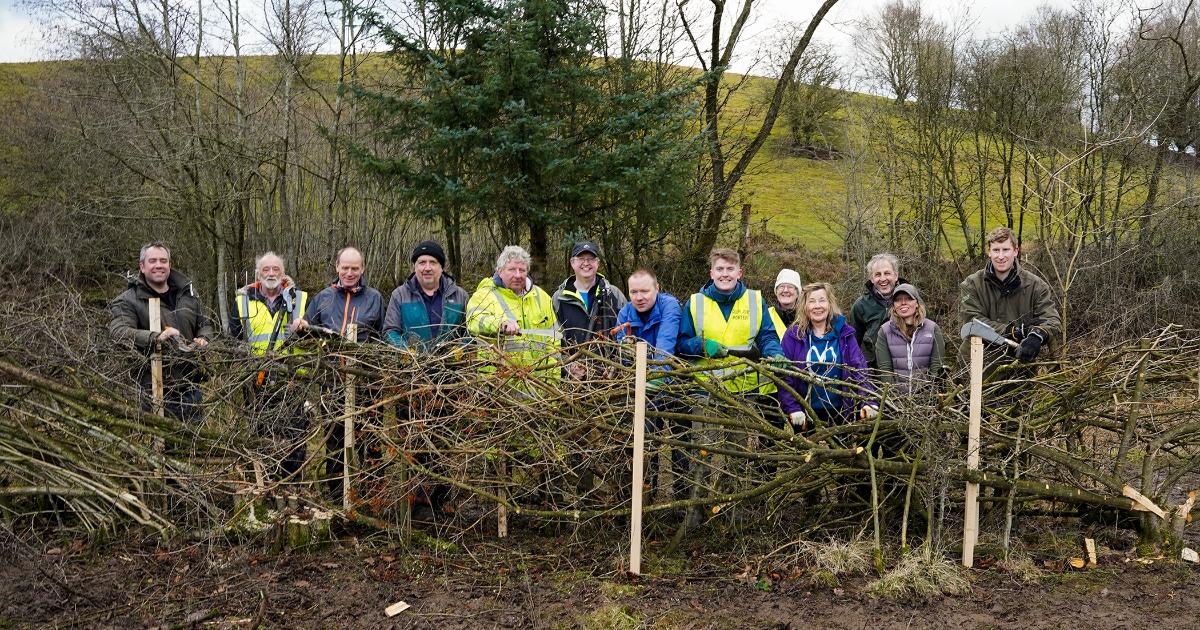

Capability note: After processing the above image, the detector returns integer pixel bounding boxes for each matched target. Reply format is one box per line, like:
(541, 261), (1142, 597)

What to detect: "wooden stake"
(629, 342), (648, 576)
(496, 459), (508, 538)
(343, 323), (357, 513)
(148, 297), (164, 417)
(963, 336), (983, 568)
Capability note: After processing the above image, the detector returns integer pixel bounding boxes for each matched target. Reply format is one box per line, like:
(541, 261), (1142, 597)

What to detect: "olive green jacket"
(958, 262), (1060, 364)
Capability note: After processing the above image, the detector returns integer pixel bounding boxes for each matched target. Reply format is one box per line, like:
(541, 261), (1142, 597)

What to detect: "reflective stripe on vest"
(237, 289), (308, 353)
(489, 288), (559, 351)
(689, 290), (762, 391)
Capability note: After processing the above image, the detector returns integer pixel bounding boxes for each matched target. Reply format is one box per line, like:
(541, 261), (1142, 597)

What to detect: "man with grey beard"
(229, 251), (310, 477)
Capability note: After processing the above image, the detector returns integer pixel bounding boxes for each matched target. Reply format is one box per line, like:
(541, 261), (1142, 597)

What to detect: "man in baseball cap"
(552, 239), (627, 378)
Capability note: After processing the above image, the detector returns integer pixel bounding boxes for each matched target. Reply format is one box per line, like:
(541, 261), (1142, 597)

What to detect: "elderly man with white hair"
(466, 245), (559, 374)
(227, 251), (310, 477)
(229, 251), (308, 349)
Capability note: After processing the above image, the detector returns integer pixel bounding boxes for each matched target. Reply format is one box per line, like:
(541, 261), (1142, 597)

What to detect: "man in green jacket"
(959, 227), (1061, 369)
(109, 242), (213, 421)
(849, 253), (906, 370)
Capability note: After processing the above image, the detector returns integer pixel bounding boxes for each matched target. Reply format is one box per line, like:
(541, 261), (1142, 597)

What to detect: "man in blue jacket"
(293, 246), (385, 499)
(615, 268), (688, 498)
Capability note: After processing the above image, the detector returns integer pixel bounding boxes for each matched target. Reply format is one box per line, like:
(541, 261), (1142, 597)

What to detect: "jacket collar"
(405, 272), (456, 297)
(700, 279), (746, 304)
(491, 274), (532, 297)
(984, 261), (1022, 295)
(131, 269), (193, 297)
(332, 278), (366, 295)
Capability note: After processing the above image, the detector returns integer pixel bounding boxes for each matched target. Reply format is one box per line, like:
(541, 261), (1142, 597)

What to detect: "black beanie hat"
(411, 240), (447, 266)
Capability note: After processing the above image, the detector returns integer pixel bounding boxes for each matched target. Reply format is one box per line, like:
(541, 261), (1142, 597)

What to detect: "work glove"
(766, 355), (792, 370)
(1003, 319), (1023, 341)
(789, 411), (807, 430)
(860, 404), (880, 420)
(1017, 330), (1045, 363)
(703, 339), (728, 359)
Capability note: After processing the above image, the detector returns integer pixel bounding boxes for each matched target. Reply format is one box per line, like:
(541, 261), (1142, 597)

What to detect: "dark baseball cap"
(570, 240), (602, 258)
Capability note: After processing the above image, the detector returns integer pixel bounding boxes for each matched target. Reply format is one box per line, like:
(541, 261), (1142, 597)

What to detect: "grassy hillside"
(0, 57), (1170, 257)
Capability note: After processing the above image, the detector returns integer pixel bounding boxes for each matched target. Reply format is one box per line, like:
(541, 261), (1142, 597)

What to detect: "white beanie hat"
(774, 268), (803, 291)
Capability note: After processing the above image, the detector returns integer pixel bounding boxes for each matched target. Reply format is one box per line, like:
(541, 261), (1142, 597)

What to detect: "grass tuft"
(865, 552), (971, 601)
(579, 604), (642, 630)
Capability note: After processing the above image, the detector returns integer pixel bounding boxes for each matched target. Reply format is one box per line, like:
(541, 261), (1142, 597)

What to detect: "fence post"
(148, 297), (164, 417)
(963, 336), (983, 567)
(629, 342), (648, 575)
(343, 324), (358, 513)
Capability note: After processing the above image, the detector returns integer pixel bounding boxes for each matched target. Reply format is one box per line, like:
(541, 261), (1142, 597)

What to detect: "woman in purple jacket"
(778, 282), (877, 430)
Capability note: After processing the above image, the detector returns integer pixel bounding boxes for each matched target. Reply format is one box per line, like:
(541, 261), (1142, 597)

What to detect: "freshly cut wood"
(1084, 538), (1097, 568)
(384, 601), (410, 616)
(1122, 485), (1167, 519)
(148, 297), (164, 416)
(962, 336), (983, 568)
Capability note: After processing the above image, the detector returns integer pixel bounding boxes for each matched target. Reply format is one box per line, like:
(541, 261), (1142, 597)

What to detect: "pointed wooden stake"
(963, 336), (983, 568)
(629, 342), (648, 575)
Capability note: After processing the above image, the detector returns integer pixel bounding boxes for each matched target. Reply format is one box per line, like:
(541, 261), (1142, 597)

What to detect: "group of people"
(108, 226), (1060, 485)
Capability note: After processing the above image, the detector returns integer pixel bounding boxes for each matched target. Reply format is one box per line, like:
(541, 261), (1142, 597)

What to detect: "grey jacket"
(875, 318), (944, 392)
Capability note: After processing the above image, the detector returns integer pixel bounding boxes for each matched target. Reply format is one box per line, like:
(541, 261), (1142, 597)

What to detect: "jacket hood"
(236, 279), (298, 298)
(700, 279), (746, 304)
(481, 274), (533, 297)
(128, 269), (195, 296)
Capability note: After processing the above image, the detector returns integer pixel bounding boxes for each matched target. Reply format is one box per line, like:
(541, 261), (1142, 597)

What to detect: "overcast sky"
(0, 0), (1102, 65)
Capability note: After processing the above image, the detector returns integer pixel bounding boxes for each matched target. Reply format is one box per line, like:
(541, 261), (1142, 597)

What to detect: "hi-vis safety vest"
(466, 278), (560, 378)
(237, 288), (308, 355)
(689, 289), (764, 393)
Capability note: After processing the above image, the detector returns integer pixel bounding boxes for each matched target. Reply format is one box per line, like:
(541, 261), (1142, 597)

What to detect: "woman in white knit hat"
(768, 268), (803, 339)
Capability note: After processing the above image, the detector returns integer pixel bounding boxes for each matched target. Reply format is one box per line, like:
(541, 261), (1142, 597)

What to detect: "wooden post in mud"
(963, 336), (983, 568)
(497, 459), (508, 538)
(343, 324), (358, 513)
(148, 297), (164, 417)
(629, 342), (648, 575)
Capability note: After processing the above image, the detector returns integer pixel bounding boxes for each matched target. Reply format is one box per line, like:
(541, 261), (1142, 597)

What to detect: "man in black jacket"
(109, 242), (214, 421)
(552, 240), (627, 379)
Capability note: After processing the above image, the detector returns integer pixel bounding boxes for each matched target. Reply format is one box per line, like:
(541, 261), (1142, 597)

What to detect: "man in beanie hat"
(383, 240), (469, 350)
(552, 240), (627, 378)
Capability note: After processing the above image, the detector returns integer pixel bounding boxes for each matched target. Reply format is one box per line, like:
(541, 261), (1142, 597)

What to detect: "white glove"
(860, 405), (879, 420)
(789, 411), (807, 429)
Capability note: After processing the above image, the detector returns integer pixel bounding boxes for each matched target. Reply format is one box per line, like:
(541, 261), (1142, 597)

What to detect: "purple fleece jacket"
(778, 314), (876, 415)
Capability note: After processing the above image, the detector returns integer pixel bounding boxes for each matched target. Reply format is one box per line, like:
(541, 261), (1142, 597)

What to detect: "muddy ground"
(3, 517), (1199, 629)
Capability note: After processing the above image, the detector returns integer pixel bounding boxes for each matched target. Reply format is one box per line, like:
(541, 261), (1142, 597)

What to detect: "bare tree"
(859, 0), (922, 103)
(677, 0), (840, 263)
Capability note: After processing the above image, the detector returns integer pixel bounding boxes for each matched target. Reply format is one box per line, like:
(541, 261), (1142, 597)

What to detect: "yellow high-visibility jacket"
(466, 276), (559, 375)
(688, 289), (764, 393)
